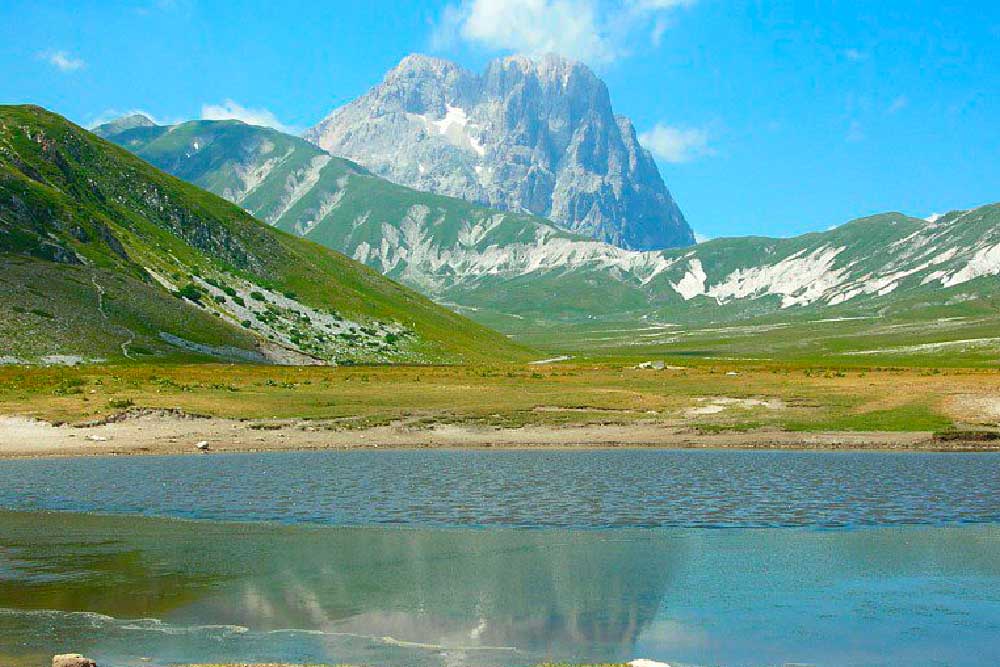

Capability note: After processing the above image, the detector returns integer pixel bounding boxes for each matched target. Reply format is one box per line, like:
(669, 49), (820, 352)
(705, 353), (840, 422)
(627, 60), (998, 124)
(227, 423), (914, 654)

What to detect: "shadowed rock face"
(305, 54), (694, 251)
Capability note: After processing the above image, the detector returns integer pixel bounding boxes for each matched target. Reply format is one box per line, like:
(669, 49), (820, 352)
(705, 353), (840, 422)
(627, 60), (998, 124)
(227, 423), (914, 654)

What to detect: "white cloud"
(843, 48), (867, 62)
(886, 95), (909, 114)
(639, 123), (712, 163)
(846, 119), (865, 142)
(694, 232), (711, 244)
(42, 50), (85, 72)
(200, 100), (296, 134)
(433, 0), (697, 65)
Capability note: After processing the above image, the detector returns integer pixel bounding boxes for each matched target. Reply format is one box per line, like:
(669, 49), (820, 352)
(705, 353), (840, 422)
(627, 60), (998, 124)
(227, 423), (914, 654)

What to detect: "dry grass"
(1, 360), (998, 434)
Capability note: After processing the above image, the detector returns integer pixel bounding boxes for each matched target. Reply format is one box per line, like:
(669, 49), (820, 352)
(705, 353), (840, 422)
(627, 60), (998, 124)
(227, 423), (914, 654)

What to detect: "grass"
(506, 309), (1000, 368)
(1, 104), (531, 365)
(1, 358), (997, 434)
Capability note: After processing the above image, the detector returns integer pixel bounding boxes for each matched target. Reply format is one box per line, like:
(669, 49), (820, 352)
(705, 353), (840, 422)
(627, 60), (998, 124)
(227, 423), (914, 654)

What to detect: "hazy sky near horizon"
(2, 0), (997, 240)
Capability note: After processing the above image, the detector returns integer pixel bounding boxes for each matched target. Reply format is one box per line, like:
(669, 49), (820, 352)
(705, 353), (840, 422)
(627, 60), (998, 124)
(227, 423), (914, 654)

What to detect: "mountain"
(96, 116), (1000, 336)
(0, 105), (530, 365)
(304, 54), (694, 251)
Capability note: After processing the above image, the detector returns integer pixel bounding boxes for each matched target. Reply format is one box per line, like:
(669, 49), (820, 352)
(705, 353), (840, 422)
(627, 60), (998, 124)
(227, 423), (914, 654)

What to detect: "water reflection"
(1, 511), (999, 667)
(0, 512), (679, 666)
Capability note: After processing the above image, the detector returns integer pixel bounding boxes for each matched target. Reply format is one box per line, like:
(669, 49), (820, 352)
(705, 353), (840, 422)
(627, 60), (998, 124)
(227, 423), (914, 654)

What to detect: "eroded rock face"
(305, 54), (694, 251)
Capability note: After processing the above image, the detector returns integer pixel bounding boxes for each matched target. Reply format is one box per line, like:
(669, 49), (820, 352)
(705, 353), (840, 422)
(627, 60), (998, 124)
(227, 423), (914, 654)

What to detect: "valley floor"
(2, 361), (999, 457)
(0, 411), (959, 458)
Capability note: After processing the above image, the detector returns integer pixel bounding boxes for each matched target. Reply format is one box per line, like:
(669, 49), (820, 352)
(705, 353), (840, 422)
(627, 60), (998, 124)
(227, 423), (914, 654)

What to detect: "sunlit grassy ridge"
(0, 105), (531, 364)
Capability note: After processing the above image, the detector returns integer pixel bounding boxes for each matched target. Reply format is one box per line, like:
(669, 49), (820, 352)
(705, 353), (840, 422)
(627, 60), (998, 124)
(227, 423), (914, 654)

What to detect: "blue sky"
(2, 0), (997, 240)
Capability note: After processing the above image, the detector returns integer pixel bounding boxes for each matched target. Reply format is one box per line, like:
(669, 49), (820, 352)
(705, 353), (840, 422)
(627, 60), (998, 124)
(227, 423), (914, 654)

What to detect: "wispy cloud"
(42, 50), (85, 72)
(432, 0), (698, 66)
(886, 95), (909, 115)
(843, 48), (868, 62)
(639, 123), (713, 163)
(200, 100), (296, 134)
(846, 119), (865, 142)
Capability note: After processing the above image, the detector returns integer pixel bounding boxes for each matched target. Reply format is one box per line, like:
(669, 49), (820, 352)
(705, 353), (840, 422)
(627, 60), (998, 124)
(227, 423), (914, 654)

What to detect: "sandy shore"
(1, 410), (996, 459)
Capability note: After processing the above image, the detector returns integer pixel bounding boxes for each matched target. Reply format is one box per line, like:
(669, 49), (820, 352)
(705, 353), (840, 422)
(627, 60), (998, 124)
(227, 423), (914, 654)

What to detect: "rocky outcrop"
(52, 654), (97, 667)
(305, 54), (694, 250)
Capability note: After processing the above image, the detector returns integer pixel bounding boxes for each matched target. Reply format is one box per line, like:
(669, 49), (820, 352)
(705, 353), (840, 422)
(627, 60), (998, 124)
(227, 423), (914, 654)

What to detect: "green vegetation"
(97, 116), (1000, 356)
(2, 359), (996, 436)
(0, 105), (531, 365)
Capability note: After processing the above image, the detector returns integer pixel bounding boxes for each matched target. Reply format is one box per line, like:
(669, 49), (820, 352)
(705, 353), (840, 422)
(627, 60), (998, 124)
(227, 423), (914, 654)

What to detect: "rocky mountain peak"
(305, 53), (694, 250)
(93, 113), (156, 136)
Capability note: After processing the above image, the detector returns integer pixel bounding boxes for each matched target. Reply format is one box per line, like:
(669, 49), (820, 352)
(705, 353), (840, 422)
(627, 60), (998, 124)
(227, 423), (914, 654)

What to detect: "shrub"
(175, 283), (203, 303)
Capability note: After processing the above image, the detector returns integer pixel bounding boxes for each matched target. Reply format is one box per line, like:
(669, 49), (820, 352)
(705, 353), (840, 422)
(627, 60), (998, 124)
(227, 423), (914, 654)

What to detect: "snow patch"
(707, 246), (847, 308)
(413, 104), (486, 157)
(941, 243), (1000, 287)
(670, 259), (706, 300)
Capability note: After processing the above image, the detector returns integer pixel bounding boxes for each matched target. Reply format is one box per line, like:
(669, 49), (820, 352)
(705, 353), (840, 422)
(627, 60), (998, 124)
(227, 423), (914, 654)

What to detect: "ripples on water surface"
(0, 449), (997, 527)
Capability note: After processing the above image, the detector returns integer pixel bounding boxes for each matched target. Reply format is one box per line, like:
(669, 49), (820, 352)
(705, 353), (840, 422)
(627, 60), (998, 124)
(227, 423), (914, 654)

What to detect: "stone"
(52, 654), (97, 667)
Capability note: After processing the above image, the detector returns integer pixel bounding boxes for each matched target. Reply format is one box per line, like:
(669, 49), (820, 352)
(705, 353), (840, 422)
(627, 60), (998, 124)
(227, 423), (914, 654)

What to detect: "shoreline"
(2, 411), (998, 459)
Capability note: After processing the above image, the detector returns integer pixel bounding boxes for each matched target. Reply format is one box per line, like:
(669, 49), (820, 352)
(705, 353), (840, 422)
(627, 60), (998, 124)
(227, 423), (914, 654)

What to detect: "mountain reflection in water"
(0, 511), (679, 666)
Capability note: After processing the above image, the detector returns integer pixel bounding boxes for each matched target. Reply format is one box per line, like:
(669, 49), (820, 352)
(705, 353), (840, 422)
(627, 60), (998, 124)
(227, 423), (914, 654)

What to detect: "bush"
(250, 291), (266, 302)
(175, 283), (203, 303)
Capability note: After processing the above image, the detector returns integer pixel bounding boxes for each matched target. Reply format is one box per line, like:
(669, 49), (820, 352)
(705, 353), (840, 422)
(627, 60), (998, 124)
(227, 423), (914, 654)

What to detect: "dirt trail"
(92, 273), (135, 359)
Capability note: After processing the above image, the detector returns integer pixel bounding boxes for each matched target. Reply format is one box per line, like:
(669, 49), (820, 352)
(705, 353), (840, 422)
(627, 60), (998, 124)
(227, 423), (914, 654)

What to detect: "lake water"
(1, 449), (998, 528)
(0, 450), (998, 667)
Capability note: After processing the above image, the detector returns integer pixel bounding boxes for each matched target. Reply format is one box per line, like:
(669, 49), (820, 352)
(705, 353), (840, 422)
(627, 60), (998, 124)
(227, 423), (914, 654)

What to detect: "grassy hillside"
(0, 105), (531, 365)
(98, 116), (1000, 364)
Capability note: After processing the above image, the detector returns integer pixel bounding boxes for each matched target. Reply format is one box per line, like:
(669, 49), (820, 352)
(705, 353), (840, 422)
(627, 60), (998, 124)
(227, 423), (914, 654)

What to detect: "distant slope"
(97, 117), (1000, 334)
(0, 105), (530, 365)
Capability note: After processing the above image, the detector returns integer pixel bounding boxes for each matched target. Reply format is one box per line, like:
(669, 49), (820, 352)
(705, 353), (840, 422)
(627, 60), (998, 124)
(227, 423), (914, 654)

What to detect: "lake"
(0, 450), (998, 666)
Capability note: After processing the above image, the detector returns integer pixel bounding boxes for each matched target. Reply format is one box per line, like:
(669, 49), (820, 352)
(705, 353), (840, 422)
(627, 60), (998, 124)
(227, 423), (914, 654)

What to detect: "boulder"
(53, 654), (97, 667)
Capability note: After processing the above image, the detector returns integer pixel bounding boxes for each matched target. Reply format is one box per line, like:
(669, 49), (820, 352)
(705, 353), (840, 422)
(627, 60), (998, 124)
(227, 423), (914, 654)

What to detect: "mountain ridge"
(305, 53), (694, 251)
(96, 116), (1000, 334)
(1, 105), (531, 364)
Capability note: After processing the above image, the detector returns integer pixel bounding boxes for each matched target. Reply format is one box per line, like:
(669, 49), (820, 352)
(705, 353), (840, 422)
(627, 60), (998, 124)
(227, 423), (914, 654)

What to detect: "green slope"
(1, 105), (531, 365)
(97, 116), (1000, 357)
